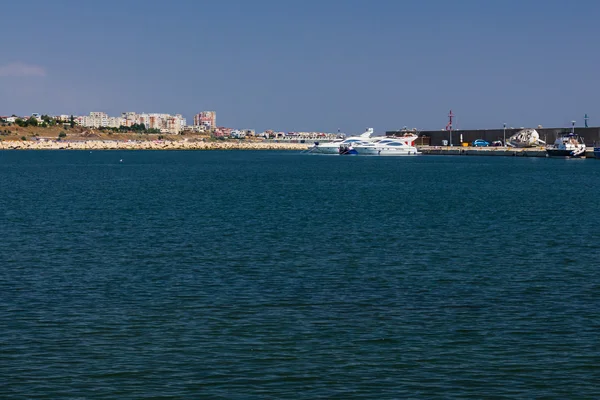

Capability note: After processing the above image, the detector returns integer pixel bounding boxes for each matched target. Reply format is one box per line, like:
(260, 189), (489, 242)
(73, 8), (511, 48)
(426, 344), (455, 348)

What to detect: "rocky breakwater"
(0, 140), (309, 151)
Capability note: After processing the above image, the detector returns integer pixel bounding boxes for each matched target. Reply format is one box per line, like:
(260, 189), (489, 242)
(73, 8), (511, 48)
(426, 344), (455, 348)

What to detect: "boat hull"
(546, 149), (586, 158)
(594, 147), (600, 159)
(355, 148), (420, 156)
(310, 145), (341, 154)
(338, 144), (358, 155)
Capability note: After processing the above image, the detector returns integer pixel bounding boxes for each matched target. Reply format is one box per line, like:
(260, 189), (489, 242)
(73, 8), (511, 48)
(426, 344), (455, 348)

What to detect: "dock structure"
(388, 127), (600, 147)
(418, 146), (596, 158)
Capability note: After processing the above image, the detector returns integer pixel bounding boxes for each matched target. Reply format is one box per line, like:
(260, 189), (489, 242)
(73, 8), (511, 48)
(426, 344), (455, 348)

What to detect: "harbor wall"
(387, 127), (600, 146)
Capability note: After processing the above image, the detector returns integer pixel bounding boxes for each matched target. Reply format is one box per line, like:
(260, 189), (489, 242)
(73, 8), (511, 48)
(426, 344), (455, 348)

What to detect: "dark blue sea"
(1, 150), (599, 399)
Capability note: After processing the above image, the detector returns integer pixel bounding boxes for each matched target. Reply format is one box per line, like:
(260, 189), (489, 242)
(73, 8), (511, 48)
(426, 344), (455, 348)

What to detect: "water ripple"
(1, 151), (599, 398)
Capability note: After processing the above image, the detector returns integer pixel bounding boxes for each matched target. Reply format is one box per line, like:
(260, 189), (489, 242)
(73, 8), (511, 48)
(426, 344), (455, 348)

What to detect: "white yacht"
(546, 125), (586, 158)
(308, 128), (374, 154)
(546, 134), (586, 158)
(353, 134), (420, 156)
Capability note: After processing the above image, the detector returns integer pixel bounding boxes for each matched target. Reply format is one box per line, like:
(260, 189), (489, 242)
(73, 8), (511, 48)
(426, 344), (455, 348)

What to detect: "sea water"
(1, 150), (599, 399)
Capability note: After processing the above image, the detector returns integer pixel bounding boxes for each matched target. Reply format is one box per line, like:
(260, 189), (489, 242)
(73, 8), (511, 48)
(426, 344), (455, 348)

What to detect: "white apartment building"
(121, 112), (138, 127)
(76, 111), (187, 134)
(166, 116), (181, 134)
(80, 112), (109, 128)
(107, 116), (126, 128)
(177, 115), (186, 129)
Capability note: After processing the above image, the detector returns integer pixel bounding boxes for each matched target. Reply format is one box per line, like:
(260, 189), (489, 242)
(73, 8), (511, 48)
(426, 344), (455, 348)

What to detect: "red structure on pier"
(446, 110), (454, 131)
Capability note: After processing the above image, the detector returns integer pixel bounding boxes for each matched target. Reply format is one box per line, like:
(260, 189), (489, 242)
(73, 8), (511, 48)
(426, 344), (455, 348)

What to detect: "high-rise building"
(166, 116), (182, 134)
(193, 111), (216, 129)
(82, 112), (109, 128)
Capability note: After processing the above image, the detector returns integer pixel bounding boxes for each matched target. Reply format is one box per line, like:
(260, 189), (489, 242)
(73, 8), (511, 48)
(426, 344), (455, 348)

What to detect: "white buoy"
(119, 159), (123, 163)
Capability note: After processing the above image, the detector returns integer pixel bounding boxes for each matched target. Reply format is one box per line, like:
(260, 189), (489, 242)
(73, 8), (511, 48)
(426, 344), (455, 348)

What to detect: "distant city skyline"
(1, 0), (599, 133)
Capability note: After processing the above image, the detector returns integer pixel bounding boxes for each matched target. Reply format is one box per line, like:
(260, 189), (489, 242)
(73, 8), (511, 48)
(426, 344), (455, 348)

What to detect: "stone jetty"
(0, 140), (310, 151)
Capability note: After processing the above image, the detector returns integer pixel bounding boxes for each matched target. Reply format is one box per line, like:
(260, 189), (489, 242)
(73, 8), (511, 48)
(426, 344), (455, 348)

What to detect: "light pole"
(503, 123), (506, 148)
(447, 110), (454, 147)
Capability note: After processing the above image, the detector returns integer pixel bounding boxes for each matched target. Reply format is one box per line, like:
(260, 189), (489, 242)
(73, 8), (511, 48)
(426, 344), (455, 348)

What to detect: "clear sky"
(1, 0), (599, 133)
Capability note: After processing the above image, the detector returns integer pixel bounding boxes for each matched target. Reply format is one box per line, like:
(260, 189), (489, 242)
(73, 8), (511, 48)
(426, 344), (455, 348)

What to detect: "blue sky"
(1, 0), (598, 133)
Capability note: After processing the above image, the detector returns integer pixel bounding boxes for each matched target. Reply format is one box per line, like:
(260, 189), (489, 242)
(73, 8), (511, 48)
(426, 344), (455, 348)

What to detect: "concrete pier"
(419, 146), (597, 158)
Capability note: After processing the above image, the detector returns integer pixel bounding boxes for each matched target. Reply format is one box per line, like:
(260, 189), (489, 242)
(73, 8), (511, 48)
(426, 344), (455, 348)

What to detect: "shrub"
(21, 136), (27, 141)
(58, 132), (67, 138)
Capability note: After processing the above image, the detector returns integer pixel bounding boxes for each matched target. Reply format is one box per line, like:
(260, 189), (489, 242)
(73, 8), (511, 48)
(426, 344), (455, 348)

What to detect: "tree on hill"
(26, 116), (38, 127)
(121, 123), (149, 133)
(131, 123), (147, 132)
(70, 115), (75, 128)
(41, 115), (56, 126)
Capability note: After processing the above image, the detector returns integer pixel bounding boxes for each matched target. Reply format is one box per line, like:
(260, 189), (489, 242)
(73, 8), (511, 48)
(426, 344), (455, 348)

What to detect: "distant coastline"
(0, 139), (308, 151)
(0, 125), (310, 151)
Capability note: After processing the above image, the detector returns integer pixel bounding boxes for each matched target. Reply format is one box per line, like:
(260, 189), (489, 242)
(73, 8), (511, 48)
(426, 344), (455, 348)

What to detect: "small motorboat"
(546, 124), (586, 158)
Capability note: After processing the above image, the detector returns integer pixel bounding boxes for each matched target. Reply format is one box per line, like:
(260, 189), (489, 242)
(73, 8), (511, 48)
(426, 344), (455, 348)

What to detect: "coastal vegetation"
(96, 124), (161, 134)
(0, 121), (170, 140)
(5, 114), (61, 128)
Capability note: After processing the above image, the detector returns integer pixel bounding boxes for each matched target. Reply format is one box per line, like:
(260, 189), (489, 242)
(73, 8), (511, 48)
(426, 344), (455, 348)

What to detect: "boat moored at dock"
(546, 125), (586, 158)
(308, 128), (374, 154)
(353, 135), (420, 156)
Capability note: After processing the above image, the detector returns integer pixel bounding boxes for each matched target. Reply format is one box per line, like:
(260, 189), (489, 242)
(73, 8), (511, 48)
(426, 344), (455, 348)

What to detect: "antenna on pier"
(446, 110), (454, 146)
(584, 113), (589, 128)
(446, 110), (454, 131)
